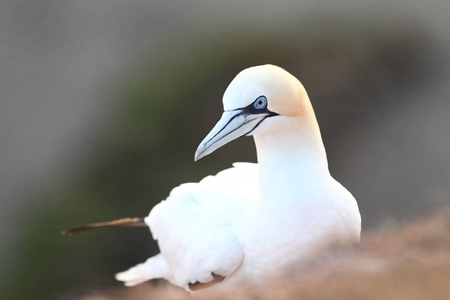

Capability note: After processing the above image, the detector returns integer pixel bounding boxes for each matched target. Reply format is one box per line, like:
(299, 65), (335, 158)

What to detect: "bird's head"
(195, 64), (312, 161)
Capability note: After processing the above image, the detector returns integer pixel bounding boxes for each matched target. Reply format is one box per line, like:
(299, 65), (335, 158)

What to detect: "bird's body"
(71, 65), (361, 291)
(118, 161), (359, 289)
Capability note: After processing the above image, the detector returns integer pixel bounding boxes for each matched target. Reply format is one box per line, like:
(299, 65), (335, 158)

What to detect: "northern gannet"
(65, 64), (361, 291)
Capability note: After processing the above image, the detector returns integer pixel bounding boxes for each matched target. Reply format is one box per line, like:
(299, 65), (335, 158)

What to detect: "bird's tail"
(115, 253), (170, 286)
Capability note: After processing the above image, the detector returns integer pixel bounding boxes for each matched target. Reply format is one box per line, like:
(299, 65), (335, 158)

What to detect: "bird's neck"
(254, 116), (330, 206)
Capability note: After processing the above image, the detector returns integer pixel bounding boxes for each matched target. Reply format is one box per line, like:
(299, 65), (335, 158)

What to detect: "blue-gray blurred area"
(1, 0), (449, 299)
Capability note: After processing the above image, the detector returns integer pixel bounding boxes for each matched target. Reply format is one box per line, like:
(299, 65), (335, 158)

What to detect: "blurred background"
(1, 0), (449, 299)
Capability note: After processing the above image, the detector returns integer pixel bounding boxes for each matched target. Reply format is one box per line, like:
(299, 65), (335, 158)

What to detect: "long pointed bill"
(194, 110), (271, 161)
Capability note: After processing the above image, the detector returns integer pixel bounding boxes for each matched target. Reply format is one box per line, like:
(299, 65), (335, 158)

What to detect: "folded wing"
(146, 163), (258, 290)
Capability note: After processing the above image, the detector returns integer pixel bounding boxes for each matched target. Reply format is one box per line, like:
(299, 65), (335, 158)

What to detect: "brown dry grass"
(79, 210), (450, 300)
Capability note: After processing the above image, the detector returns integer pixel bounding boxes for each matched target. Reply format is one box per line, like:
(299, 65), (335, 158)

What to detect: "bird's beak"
(194, 110), (269, 161)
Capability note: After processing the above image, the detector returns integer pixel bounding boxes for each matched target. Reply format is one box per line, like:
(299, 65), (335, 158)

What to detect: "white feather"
(146, 163), (257, 289)
(115, 254), (169, 287)
(115, 65), (361, 291)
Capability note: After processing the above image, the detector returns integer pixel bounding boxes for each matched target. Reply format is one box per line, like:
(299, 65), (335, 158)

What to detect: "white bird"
(66, 64), (361, 291)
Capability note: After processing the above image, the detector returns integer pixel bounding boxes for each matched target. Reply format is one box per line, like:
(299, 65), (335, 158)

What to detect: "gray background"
(1, 1), (449, 299)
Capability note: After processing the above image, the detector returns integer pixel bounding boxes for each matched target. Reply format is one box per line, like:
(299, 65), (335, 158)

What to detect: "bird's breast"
(234, 194), (360, 279)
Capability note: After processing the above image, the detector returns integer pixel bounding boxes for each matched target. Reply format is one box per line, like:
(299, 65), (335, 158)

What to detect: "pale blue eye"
(253, 96), (267, 110)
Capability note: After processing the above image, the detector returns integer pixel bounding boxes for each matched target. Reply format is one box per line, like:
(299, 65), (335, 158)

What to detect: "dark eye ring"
(253, 96), (267, 110)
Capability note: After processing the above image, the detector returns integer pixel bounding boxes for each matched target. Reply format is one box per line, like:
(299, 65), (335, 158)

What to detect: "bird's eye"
(253, 96), (267, 110)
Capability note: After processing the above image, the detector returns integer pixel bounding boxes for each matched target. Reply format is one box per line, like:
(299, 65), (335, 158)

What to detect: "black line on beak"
(203, 110), (244, 149)
(243, 112), (279, 136)
(202, 104), (279, 153)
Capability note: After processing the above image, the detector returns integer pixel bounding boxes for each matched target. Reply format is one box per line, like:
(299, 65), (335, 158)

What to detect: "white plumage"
(115, 65), (361, 291)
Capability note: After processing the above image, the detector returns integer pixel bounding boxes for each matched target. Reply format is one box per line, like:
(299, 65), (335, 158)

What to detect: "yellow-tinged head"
(195, 65), (316, 161)
(223, 64), (308, 117)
